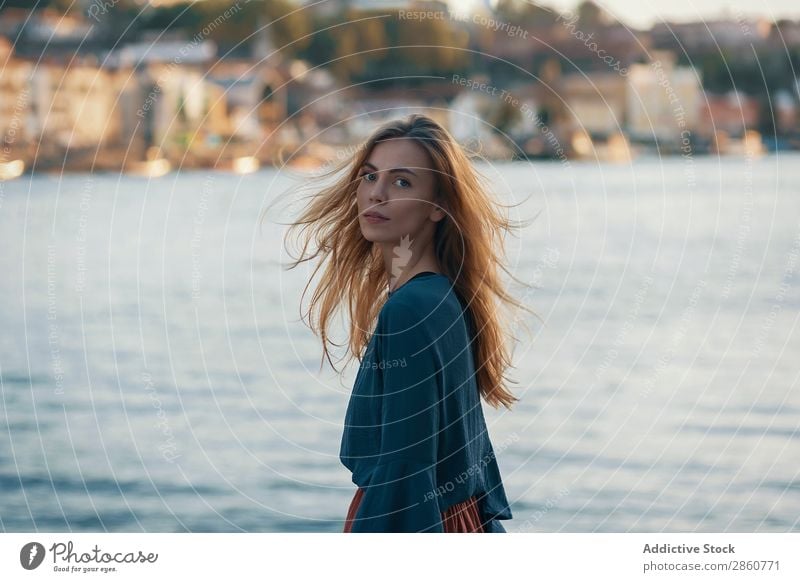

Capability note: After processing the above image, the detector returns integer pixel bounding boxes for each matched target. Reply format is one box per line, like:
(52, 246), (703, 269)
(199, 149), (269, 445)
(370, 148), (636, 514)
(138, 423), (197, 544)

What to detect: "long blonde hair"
(270, 113), (538, 410)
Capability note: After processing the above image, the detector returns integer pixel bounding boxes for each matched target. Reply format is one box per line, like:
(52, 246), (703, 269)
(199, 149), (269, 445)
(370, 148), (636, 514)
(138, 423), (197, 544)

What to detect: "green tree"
(261, 0), (311, 55)
(495, 0), (556, 27)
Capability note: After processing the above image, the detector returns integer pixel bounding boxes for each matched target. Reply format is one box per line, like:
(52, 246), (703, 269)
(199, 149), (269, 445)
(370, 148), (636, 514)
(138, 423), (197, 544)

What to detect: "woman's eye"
(359, 172), (410, 188)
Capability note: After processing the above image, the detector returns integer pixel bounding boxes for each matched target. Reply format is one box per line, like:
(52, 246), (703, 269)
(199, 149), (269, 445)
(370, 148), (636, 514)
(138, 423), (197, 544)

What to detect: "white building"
(626, 51), (702, 141)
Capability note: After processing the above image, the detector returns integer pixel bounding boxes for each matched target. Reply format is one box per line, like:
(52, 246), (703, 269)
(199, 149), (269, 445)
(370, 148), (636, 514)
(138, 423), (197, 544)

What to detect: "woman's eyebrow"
(361, 161), (418, 177)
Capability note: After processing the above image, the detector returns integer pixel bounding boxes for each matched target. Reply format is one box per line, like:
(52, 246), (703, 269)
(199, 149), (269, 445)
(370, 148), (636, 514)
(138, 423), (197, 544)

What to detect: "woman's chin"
(360, 230), (393, 243)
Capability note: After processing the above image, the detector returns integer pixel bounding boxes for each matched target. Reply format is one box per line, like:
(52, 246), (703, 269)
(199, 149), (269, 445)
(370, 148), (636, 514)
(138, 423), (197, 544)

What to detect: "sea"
(1, 153), (798, 532)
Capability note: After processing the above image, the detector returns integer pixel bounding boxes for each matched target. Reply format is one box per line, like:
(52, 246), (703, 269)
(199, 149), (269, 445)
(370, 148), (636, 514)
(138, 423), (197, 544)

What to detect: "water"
(1, 154), (798, 532)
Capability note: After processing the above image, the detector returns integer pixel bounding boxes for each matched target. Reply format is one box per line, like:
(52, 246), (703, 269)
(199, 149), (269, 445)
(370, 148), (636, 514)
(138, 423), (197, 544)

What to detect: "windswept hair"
(267, 113), (539, 410)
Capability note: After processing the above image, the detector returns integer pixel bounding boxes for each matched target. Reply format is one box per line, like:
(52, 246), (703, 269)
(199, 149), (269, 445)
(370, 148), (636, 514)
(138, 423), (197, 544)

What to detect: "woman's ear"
(431, 200), (447, 222)
(430, 187), (447, 221)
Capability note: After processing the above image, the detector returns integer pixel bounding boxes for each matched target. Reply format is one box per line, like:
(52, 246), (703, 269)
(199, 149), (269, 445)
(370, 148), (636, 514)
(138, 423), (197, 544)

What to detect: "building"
(626, 51), (702, 142)
(0, 37), (34, 157)
(29, 62), (121, 151)
(561, 70), (628, 136)
(697, 90), (761, 139)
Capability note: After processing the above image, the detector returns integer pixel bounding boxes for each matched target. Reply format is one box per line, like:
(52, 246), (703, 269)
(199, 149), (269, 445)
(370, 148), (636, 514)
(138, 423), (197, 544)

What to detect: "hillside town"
(1, 0), (799, 177)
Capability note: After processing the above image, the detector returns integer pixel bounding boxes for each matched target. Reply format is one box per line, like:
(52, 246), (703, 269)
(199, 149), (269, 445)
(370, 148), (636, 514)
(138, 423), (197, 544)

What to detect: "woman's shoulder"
(380, 277), (460, 329)
(383, 274), (455, 312)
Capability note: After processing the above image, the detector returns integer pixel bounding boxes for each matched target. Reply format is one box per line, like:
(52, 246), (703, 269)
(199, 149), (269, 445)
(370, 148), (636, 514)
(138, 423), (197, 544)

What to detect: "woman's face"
(356, 138), (444, 244)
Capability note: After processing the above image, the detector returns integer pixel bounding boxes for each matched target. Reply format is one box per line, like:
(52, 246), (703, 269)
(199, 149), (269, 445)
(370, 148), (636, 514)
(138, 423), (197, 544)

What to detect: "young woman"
(282, 114), (535, 532)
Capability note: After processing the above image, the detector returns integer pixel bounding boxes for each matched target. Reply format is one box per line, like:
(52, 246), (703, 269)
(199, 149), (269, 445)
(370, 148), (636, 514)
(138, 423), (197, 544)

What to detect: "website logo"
(20, 542), (46, 570)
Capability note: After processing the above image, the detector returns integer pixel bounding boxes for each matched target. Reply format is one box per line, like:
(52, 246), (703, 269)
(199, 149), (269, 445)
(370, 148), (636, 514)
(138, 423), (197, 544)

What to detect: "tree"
(577, 0), (616, 28)
(261, 0), (311, 55)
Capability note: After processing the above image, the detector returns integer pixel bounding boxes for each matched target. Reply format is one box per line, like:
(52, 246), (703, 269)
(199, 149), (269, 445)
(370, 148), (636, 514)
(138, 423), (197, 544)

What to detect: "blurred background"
(0, 0), (798, 533)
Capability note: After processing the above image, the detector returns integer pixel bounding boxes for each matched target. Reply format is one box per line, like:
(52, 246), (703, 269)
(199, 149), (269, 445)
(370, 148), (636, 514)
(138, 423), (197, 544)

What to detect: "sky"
(554, 0), (800, 29)
(453, 0), (800, 30)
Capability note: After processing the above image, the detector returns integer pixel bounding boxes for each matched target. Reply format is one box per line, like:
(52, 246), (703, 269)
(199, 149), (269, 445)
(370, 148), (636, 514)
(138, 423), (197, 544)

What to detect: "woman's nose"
(368, 173), (388, 202)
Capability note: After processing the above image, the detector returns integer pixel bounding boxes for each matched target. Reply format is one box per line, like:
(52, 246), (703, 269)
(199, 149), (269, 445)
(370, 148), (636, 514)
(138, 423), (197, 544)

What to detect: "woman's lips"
(363, 213), (389, 223)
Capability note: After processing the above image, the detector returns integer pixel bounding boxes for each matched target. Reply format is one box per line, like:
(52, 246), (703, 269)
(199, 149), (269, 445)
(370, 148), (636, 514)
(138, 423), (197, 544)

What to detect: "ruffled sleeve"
(349, 299), (444, 532)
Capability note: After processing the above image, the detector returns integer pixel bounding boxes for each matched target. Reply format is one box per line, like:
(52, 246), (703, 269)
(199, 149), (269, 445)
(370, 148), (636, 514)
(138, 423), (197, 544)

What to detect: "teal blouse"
(339, 271), (513, 532)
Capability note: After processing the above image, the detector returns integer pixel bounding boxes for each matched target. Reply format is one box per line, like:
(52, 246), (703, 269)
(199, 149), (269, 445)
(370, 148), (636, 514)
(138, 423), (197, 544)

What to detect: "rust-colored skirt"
(343, 487), (484, 532)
